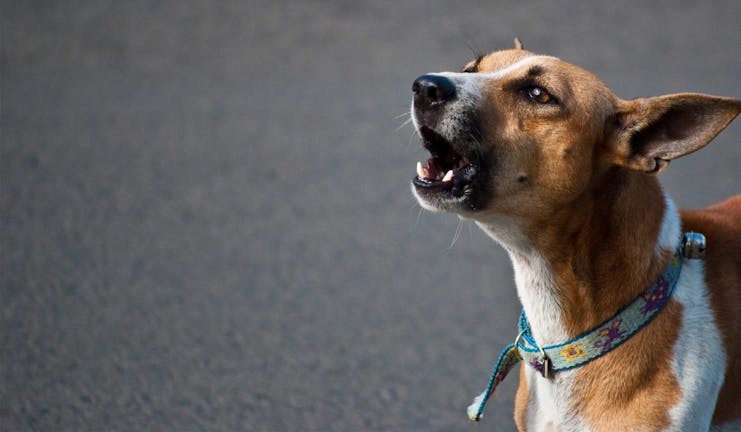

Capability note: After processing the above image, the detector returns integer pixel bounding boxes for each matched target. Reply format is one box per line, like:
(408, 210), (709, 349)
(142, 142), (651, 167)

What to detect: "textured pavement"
(1, 1), (740, 431)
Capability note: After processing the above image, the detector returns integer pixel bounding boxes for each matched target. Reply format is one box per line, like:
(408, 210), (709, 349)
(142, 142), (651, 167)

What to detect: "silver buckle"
(538, 346), (552, 379)
(514, 329), (551, 378)
(513, 329), (527, 359)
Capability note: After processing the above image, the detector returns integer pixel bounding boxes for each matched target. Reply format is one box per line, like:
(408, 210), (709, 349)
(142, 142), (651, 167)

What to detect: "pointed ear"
(607, 93), (741, 173)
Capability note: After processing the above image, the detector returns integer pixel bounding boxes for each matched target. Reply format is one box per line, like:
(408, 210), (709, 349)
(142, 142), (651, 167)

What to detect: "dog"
(409, 40), (741, 431)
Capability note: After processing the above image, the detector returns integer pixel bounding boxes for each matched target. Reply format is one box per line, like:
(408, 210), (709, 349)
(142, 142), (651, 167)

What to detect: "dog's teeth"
(416, 161), (426, 178)
(442, 170), (454, 182)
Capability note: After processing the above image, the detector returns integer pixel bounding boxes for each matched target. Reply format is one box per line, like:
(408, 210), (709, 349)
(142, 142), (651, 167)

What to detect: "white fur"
(668, 259), (725, 430)
(432, 55), (559, 90)
(661, 197), (726, 431)
(476, 218), (590, 431)
(475, 215), (569, 346)
(508, 250), (567, 347)
(656, 195), (681, 255)
(523, 368), (590, 432)
(509, 249), (591, 431)
(474, 215), (531, 256)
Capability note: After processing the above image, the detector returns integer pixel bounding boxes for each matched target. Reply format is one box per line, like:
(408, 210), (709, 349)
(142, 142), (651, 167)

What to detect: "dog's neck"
(476, 170), (680, 346)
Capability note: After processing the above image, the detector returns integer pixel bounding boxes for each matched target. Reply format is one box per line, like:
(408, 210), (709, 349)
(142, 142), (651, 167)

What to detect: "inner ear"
(630, 107), (702, 154)
(613, 94), (741, 173)
(630, 101), (723, 163)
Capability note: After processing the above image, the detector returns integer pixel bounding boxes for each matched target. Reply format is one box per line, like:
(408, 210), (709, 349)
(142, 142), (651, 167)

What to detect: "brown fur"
(466, 51), (741, 429)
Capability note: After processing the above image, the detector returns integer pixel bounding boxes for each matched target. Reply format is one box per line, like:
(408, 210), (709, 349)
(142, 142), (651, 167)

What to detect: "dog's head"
(410, 44), (741, 225)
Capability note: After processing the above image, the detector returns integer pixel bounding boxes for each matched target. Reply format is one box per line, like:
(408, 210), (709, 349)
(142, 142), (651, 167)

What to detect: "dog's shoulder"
(680, 195), (741, 425)
(680, 194), (741, 253)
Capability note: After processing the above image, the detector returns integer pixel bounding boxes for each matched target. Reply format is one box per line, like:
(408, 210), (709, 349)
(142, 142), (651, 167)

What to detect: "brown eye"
(526, 86), (553, 104)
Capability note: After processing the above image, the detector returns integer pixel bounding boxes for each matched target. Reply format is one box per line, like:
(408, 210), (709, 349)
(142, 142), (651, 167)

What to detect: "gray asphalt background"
(1, 1), (740, 431)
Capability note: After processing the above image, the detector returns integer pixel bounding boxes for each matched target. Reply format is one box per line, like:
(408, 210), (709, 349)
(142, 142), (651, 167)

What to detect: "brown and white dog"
(409, 41), (741, 431)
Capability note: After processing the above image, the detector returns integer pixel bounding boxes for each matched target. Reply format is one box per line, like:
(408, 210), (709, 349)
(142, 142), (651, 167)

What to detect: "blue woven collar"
(467, 248), (685, 422)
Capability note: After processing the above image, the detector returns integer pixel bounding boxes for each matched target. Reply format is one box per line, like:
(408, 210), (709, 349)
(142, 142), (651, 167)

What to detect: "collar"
(467, 232), (704, 422)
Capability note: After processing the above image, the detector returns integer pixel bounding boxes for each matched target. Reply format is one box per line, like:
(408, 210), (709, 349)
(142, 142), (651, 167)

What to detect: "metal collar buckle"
(514, 329), (552, 379)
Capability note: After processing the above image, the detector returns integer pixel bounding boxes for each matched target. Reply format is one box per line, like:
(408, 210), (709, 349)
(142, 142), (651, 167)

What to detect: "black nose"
(412, 74), (456, 108)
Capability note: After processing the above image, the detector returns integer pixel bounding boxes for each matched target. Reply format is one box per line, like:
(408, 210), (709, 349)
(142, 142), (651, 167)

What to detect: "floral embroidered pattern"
(640, 275), (670, 316)
(560, 343), (586, 362)
(474, 249), (685, 422)
(594, 319), (626, 352)
(529, 357), (545, 375)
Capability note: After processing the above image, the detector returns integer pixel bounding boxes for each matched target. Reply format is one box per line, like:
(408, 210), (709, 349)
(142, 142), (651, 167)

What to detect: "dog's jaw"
(410, 74), (489, 214)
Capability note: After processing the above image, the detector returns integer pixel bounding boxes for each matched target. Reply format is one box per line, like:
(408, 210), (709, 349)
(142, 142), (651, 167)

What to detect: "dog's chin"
(411, 181), (480, 214)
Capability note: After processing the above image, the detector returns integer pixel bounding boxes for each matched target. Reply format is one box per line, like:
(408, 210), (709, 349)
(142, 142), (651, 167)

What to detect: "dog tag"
(682, 232), (706, 259)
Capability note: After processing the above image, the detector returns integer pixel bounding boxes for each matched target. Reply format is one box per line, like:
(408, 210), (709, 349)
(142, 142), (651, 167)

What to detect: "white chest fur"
(477, 194), (726, 431)
(477, 216), (587, 430)
(523, 367), (589, 432)
(668, 259), (725, 430)
(510, 251), (590, 431)
(661, 197), (725, 430)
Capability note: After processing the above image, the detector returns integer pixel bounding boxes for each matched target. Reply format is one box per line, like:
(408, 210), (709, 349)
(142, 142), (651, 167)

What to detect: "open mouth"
(413, 126), (478, 198)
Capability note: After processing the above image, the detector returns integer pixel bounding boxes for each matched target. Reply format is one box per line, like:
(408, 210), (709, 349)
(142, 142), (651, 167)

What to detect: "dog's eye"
(525, 86), (553, 104)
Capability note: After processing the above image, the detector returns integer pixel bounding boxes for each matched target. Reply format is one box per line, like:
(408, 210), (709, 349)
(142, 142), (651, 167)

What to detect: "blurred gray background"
(1, 1), (739, 431)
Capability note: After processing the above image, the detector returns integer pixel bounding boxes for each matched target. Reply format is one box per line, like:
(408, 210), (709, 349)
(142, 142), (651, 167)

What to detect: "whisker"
(395, 116), (414, 132)
(408, 129), (420, 147)
(464, 39), (483, 61)
(448, 219), (464, 250)
(468, 133), (485, 165)
(469, 132), (482, 148)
